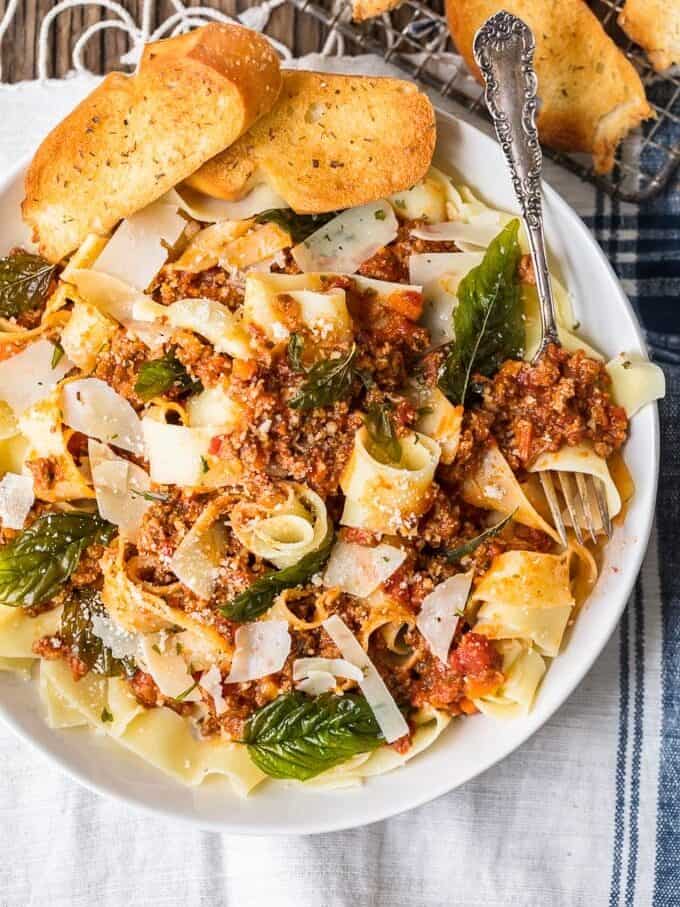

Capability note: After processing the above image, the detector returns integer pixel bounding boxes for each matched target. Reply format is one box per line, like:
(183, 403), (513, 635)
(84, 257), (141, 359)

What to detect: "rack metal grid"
(289, 0), (680, 204)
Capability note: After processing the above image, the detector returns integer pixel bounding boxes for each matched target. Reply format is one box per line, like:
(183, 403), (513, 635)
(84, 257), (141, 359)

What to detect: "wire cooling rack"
(289, 0), (680, 204)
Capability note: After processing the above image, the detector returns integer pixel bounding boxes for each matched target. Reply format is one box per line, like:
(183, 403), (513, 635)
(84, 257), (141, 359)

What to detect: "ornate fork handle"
(473, 11), (559, 358)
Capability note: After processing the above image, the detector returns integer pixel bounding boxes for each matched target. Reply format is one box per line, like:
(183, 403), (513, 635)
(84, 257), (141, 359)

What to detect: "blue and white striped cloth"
(0, 63), (677, 907)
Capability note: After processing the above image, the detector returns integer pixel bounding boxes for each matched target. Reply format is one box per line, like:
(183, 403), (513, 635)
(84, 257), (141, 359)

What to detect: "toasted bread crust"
(446, 0), (652, 173)
(22, 24), (282, 262)
(187, 70), (436, 213)
(619, 0), (680, 73)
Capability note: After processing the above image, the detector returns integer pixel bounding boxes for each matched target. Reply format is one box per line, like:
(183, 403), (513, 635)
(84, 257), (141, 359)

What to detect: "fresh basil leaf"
(444, 510), (516, 563)
(289, 344), (357, 411)
(0, 511), (115, 607)
(364, 400), (402, 464)
(287, 333), (306, 373)
(134, 350), (198, 402)
(439, 219), (523, 405)
(0, 251), (57, 319)
(254, 209), (337, 245)
(222, 530), (334, 622)
(60, 587), (131, 677)
(243, 691), (383, 781)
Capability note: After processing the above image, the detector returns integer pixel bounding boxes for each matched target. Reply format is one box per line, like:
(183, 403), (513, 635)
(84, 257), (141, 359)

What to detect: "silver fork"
(472, 12), (611, 547)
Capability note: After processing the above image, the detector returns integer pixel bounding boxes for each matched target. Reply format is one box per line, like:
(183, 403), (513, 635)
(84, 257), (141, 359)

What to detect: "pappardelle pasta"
(0, 166), (664, 795)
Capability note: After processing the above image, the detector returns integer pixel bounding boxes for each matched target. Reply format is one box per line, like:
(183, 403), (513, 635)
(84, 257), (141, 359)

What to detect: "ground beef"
(152, 265), (244, 312)
(358, 220), (459, 284)
(478, 343), (628, 468)
(93, 328), (152, 408)
(211, 352), (364, 497)
(172, 328), (232, 388)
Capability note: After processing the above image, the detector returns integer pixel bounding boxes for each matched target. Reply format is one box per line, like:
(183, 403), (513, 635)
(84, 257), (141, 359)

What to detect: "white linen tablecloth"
(0, 62), (672, 907)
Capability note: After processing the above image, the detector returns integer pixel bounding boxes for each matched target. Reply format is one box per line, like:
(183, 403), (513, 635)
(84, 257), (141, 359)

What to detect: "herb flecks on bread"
(22, 23), (282, 263)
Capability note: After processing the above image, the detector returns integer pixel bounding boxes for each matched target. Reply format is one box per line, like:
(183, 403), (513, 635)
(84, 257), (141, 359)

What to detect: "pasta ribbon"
(38, 659), (265, 795)
(473, 640), (546, 719)
(243, 272), (353, 345)
(18, 393), (94, 502)
(102, 539), (232, 656)
(471, 549), (575, 657)
(462, 441), (559, 543)
(231, 482), (328, 569)
(341, 427), (440, 534)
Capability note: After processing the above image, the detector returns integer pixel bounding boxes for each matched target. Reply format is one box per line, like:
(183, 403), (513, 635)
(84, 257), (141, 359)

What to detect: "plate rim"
(0, 106), (660, 835)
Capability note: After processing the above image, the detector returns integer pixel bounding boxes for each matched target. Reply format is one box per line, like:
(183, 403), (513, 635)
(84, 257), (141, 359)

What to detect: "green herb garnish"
(439, 219), (523, 405)
(444, 511), (516, 563)
(222, 530), (334, 622)
(101, 707), (114, 723)
(289, 344), (358, 411)
(364, 400), (402, 464)
(134, 349), (198, 402)
(174, 679), (198, 702)
(374, 209), (387, 221)
(51, 342), (65, 369)
(60, 587), (132, 677)
(243, 692), (383, 781)
(0, 512), (115, 607)
(0, 252), (56, 319)
(287, 333), (306, 373)
(254, 209), (337, 244)
(129, 487), (170, 503)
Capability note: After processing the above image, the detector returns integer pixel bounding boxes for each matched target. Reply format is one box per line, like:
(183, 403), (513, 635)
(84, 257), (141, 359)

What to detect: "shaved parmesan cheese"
(91, 614), (138, 659)
(408, 252), (484, 347)
(292, 201), (398, 274)
(93, 199), (186, 291)
(322, 614), (408, 743)
(408, 252), (484, 288)
(141, 419), (213, 486)
(296, 671), (336, 696)
(170, 518), (228, 600)
(62, 379), (144, 454)
(88, 440), (151, 539)
(199, 665), (227, 714)
(0, 339), (72, 415)
(410, 211), (507, 251)
(90, 613), (139, 660)
(606, 353), (666, 417)
(292, 657), (363, 684)
(226, 621), (291, 683)
(416, 571), (474, 664)
(323, 541), (406, 598)
(171, 184), (289, 223)
(389, 177), (447, 223)
(187, 385), (244, 431)
(139, 635), (201, 702)
(67, 269), (144, 323)
(0, 473), (34, 529)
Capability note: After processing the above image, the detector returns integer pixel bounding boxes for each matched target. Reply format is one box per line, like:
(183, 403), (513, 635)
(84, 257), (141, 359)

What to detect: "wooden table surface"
(0, 0), (329, 83)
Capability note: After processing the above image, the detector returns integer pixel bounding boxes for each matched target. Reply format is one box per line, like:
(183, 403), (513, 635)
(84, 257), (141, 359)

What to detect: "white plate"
(0, 110), (659, 834)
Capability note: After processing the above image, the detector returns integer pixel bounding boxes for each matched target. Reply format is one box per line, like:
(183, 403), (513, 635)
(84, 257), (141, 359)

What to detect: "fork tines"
(539, 470), (612, 548)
